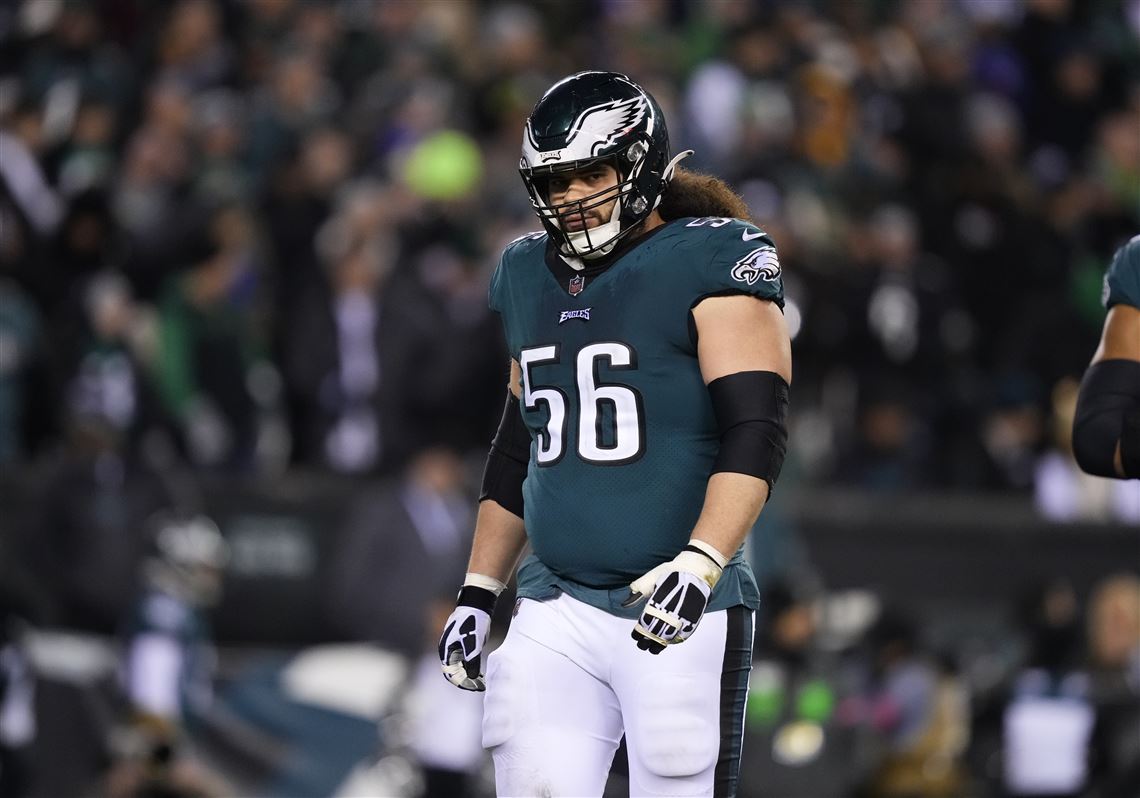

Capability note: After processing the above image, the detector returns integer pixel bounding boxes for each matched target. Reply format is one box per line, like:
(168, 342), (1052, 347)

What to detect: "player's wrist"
(457, 585), (498, 613)
(464, 571), (508, 595)
(676, 544), (725, 590)
(458, 572), (507, 613)
(685, 539), (728, 569)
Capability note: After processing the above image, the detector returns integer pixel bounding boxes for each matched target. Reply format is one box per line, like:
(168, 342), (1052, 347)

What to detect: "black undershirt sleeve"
(478, 392), (530, 516)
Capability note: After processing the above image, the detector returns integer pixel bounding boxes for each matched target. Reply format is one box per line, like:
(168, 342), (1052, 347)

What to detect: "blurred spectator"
(324, 448), (473, 654)
(280, 188), (402, 474)
(246, 49), (338, 185)
(29, 277), (180, 629)
(114, 81), (195, 292)
(980, 372), (1048, 491)
(846, 609), (969, 798)
(0, 278), (41, 465)
(189, 90), (252, 205)
(153, 0), (232, 92)
(0, 567), (38, 798)
(1086, 574), (1140, 797)
(740, 581), (870, 797)
(54, 271), (167, 458)
(1000, 579), (1095, 798)
(16, 0), (135, 127)
(263, 126), (356, 347)
(152, 204), (277, 471)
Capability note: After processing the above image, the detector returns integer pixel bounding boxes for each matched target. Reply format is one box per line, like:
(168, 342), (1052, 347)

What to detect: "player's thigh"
(616, 607), (754, 797)
(482, 599), (623, 797)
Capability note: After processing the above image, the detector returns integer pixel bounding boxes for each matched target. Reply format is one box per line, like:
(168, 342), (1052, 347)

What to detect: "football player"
(123, 512), (227, 755)
(1073, 235), (1140, 480)
(438, 71), (792, 796)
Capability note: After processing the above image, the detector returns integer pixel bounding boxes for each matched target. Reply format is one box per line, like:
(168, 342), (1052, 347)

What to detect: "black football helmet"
(520, 71), (688, 261)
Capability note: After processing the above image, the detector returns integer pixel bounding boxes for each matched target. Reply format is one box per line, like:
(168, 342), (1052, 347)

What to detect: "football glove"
(439, 574), (505, 691)
(622, 542), (726, 654)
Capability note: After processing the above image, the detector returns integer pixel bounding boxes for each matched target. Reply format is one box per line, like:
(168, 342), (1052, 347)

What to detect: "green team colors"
(489, 216), (784, 618)
(1104, 235), (1140, 310)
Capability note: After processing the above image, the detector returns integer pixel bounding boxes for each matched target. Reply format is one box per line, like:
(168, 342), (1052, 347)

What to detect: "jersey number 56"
(519, 342), (645, 466)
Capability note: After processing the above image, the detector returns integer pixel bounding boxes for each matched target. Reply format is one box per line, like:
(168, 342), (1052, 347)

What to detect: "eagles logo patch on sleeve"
(731, 245), (781, 286)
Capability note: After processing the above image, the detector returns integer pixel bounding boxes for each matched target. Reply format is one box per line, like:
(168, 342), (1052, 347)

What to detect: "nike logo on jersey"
(559, 308), (591, 324)
(742, 229), (766, 241)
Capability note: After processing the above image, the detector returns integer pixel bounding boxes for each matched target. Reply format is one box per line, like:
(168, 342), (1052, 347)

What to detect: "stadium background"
(0, 0), (1136, 796)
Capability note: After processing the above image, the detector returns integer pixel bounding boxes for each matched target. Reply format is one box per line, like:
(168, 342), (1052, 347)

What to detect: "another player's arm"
(439, 359), (529, 689)
(1073, 304), (1140, 478)
(690, 294), (792, 558)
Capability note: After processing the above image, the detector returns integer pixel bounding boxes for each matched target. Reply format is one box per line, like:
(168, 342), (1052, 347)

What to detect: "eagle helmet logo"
(523, 96), (647, 166)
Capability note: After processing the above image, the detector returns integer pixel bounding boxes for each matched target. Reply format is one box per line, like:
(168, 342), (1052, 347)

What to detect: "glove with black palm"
(622, 541), (726, 654)
(438, 574), (505, 691)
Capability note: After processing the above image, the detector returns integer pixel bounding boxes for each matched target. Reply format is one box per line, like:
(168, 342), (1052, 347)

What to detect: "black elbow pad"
(1072, 359), (1140, 478)
(708, 370), (790, 490)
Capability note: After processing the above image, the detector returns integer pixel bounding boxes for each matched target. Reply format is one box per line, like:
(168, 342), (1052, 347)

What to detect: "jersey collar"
(543, 220), (677, 296)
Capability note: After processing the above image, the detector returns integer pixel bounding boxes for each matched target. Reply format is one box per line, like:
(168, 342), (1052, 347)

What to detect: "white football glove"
(438, 574), (505, 691)
(622, 541), (726, 654)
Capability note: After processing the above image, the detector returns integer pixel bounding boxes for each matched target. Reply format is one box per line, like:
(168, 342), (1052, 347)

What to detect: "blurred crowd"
(0, 1), (1138, 796)
(0, 0), (1136, 501)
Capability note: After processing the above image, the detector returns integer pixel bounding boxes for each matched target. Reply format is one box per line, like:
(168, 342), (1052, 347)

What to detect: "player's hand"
(622, 543), (725, 654)
(439, 584), (498, 691)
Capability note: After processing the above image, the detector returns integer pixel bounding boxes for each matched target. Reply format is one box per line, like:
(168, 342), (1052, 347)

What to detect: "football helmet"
(520, 71), (689, 261)
(143, 511), (229, 606)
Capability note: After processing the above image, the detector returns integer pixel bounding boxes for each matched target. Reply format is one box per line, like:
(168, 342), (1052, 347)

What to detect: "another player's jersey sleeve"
(688, 218), (784, 308)
(1103, 235), (1140, 310)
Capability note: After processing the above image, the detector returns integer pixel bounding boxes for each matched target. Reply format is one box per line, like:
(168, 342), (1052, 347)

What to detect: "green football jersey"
(489, 216), (784, 618)
(1104, 235), (1140, 310)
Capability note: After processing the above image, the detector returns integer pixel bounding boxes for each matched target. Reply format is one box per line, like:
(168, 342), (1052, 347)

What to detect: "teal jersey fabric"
(489, 216), (784, 616)
(1104, 235), (1140, 310)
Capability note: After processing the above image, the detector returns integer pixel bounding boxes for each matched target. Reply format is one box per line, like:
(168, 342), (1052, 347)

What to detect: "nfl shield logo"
(568, 274), (585, 296)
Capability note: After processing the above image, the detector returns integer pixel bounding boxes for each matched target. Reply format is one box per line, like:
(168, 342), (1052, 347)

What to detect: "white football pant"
(482, 593), (753, 797)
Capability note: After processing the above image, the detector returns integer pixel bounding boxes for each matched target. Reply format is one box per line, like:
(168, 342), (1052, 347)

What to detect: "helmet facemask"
(522, 144), (652, 261)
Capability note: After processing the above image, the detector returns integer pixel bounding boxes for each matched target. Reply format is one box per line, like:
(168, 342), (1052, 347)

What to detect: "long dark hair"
(658, 167), (753, 222)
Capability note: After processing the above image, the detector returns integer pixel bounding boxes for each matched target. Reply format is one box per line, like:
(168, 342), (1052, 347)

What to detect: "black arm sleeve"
(478, 392), (530, 516)
(708, 370), (790, 490)
(1072, 359), (1140, 479)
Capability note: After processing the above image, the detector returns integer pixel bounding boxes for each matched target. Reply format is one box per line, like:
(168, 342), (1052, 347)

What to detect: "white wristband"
(464, 572), (508, 596)
(687, 539), (728, 569)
